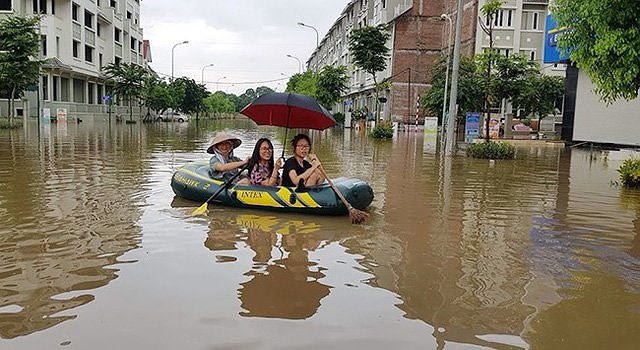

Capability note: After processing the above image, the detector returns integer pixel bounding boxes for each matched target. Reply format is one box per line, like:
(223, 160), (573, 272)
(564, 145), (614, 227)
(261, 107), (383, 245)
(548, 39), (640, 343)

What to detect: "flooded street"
(1, 119), (639, 349)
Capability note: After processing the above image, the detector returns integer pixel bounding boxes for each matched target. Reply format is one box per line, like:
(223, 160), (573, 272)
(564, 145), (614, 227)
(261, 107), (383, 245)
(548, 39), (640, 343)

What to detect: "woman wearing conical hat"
(207, 132), (248, 181)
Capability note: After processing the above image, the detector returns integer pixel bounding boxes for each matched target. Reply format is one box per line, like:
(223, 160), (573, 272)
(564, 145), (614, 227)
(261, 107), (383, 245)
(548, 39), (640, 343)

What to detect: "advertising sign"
(465, 112), (480, 143)
(544, 15), (570, 64)
(56, 108), (67, 122)
(42, 108), (51, 124)
(423, 117), (438, 134)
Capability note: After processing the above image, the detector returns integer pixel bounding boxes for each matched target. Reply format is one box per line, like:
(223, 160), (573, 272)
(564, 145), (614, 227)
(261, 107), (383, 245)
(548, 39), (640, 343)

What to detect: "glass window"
(0, 0), (12, 11)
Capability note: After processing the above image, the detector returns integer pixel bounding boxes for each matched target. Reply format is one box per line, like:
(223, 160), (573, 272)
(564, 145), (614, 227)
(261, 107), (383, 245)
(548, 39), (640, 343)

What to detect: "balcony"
(522, 0), (549, 4)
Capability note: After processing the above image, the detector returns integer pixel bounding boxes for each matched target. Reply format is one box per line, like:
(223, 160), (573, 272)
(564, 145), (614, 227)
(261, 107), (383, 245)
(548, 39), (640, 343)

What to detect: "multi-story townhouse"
(0, 0), (150, 119)
(307, 0), (551, 126)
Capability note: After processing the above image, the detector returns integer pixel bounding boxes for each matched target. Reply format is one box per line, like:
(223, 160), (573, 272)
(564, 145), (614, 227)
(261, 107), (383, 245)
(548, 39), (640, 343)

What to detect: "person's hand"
(308, 154), (321, 167)
(243, 157), (250, 165)
(275, 158), (283, 169)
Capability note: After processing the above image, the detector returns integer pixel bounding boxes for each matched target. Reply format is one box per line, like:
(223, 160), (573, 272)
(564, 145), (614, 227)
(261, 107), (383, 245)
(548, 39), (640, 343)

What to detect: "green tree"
(552, 0), (640, 102)
(348, 24), (391, 120)
(421, 56), (484, 124)
(317, 65), (348, 109)
(171, 77), (208, 118)
(102, 62), (148, 121)
(514, 74), (565, 130)
(477, 0), (504, 139)
(0, 16), (42, 125)
(142, 76), (173, 116)
(204, 92), (235, 117)
(285, 71), (319, 98)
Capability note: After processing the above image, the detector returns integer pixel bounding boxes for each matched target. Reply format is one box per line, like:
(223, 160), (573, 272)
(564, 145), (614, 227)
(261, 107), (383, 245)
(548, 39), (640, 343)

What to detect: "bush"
(618, 158), (640, 188)
(466, 141), (515, 159)
(371, 121), (394, 139)
(0, 118), (23, 129)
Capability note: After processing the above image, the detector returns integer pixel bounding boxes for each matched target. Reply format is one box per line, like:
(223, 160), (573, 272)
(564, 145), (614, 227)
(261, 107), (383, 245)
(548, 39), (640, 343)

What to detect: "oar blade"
(191, 202), (209, 216)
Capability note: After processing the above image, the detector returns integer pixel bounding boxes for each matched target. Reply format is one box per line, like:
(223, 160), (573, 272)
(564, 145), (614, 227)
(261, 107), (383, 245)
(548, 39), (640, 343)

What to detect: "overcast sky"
(141, 1), (348, 95)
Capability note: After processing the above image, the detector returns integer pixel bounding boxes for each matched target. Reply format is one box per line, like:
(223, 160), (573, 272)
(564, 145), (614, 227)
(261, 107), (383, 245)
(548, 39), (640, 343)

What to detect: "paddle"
(315, 162), (368, 224)
(192, 164), (248, 216)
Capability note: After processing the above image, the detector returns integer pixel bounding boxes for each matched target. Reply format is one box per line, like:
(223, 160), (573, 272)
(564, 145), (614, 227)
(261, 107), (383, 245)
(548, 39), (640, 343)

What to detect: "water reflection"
(0, 122), (146, 338)
(201, 210), (335, 320)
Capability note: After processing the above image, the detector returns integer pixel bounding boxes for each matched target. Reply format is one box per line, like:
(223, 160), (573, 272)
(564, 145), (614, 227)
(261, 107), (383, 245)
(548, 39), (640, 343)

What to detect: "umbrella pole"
(281, 104), (292, 160)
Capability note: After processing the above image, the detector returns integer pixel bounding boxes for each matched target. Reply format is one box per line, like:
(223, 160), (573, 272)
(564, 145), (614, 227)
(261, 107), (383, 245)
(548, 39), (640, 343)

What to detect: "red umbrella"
(240, 92), (336, 130)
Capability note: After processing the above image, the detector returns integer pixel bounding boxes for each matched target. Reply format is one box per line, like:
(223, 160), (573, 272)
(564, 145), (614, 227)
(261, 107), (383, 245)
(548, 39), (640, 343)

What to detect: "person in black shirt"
(281, 134), (325, 187)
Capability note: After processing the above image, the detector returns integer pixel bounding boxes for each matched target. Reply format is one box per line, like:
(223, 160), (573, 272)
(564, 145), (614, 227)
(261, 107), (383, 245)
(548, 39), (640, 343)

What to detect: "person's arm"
(261, 158), (283, 186)
(288, 158), (320, 186)
(215, 157), (248, 172)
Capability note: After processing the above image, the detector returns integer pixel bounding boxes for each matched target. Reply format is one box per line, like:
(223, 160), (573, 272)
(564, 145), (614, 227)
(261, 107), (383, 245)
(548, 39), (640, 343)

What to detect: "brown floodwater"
(1, 119), (639, 349)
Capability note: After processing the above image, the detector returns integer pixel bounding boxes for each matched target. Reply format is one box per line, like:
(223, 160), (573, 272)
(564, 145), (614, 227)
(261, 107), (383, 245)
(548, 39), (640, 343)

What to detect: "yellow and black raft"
(171, 161), (374, 216)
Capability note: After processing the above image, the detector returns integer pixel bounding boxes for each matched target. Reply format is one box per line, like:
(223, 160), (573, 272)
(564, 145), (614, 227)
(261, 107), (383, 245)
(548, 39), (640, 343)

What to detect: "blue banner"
(465, 112), (480, 143)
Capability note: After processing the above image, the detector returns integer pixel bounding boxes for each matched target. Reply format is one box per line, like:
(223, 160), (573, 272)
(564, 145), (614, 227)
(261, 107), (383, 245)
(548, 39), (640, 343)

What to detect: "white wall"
(573, 70), (640, 146)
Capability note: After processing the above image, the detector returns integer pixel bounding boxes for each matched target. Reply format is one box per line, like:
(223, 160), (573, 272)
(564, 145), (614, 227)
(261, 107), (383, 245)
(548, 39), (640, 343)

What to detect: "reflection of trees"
(203, 212), (333, 320)
(0, 122), (153, 338)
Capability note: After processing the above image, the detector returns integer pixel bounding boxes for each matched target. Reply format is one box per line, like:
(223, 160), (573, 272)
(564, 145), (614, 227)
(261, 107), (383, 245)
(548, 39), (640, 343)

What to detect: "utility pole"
(445, 0), (464, 156)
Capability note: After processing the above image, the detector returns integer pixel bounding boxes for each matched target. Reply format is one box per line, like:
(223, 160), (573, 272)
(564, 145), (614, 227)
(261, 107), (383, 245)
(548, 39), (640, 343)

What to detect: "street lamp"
(171, 40), (189, 80)
(297, 22), (319, 48)
(216, 76), (227, 91)
(440, 14), (453, 141)
(286, 54), (302, 74)
(201, 63), (214, 84)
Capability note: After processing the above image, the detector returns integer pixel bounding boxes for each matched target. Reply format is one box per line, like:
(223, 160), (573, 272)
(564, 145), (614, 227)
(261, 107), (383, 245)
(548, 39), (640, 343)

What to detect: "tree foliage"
(171, 77), (208, 117)
(102, 62), (148, 121)
(142, 76), (173, 115)
(285, 71), (318, 98)
(348, 25), (391, 120)
(316, 65), (348, 109)
(421, 56), (484, 123)
(0, 16), (42, 124)
(204, 92), (236, 115)
(552, 0), (640, 102)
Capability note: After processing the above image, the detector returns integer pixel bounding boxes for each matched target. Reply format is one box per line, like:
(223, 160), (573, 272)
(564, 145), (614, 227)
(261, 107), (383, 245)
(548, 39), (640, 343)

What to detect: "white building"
(0, 0), (150, 119)
(306, 0), (554, 128)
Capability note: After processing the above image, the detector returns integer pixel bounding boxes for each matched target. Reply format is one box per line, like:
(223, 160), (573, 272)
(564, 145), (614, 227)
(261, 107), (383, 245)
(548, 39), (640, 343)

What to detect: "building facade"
(0, 0), (149, 118)
(307, 0), (550, 125)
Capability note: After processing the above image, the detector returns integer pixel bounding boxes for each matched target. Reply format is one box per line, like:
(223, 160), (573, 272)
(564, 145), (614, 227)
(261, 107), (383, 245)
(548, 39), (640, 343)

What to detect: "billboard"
(544, 15), (570, 64)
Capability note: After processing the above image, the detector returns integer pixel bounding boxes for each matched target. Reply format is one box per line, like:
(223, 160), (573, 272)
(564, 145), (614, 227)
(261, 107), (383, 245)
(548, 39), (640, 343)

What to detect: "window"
(72, 40), (79, 58)
(56, 36), (60, 56)
(41, 35), (47, 56)
(40, 0), (46, 13)
(533, 12), (539, 30)
(51, 0), (55, 14)
(72, 3), (79, 21)
(110, 0), (116, 8)
(0, 0), (12, 11)
(126, 11), (131, 19)
(85, 10), (94, 28)
(42, 76), (49, 100)
(97, 22), (101, 37)
(114, 28), (121, 42)
(88, 83), (94, 104)
(99, 53), (103, 69)
(530, 50), (536, 60)
(32, 0), (46, 14)
(130, 38), (136, 50)
(85, 45), (94, 62)
(53, 76), (59, 101)
(115, 56), (121, 66)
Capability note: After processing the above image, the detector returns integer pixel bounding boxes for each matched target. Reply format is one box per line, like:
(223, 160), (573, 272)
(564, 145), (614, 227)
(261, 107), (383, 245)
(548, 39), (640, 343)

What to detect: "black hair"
(290, 134), (311, 150)
(246, 138), (275, 176)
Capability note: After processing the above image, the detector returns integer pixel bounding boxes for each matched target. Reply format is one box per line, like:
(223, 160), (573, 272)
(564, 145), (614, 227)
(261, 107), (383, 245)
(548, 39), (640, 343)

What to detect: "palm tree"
(102, 62), (148, 121)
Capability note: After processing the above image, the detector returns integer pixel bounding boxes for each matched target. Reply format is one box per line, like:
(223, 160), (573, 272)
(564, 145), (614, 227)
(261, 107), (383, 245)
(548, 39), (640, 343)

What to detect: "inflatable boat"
(171, 161), (374, 216)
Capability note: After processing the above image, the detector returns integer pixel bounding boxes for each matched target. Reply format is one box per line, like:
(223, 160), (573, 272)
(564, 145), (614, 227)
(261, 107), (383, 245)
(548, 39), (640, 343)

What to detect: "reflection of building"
(0, 0), (150, 118)
(308, 0), (550, 123)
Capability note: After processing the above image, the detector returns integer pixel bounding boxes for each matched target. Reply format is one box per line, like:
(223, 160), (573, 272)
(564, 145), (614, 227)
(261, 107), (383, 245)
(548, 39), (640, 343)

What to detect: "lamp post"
(297, 22), (319, 48)
(445, 0), (464, 156)
(440, 14), (453, 142)
(286, 54), (302, 74)
(171, 40), (189, 80)
(201, 63), (214, 84)
(216, 76), (227, 91)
